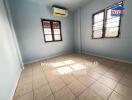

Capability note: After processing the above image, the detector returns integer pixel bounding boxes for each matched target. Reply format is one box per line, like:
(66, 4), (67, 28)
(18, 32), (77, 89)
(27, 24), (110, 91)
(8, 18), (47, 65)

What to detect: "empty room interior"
(1, 0), (132, 100)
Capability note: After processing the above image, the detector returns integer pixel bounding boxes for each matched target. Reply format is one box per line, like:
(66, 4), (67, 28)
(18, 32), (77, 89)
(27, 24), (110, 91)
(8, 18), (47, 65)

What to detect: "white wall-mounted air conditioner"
(52, 6), (68, 17)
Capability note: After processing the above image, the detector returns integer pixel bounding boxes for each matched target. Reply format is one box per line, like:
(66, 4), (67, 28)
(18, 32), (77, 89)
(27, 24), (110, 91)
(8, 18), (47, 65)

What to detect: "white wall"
(74, 0), (132, 62)
(8, 0), (75, 64)
(0, 0), (22, 99)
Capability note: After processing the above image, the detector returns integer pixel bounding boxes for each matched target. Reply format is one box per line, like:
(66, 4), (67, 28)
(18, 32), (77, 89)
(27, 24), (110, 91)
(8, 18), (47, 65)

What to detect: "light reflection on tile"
(57, 66), (73, 74)
(70, 64), (86, 71)
(63, 60), (75, 65)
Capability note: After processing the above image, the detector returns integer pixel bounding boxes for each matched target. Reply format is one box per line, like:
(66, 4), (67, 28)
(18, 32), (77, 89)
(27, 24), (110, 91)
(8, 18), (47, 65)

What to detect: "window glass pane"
(93, 11), (104, 38)
(106, 21), (119, 28)
(107, 9), (118, 19)
(53, 29), (60, 34)
(45, 35), (53, 41)
(93, 21), (103, 31)
(93, 26), (103, 31)
(94, 12), (104, 22)
(107, 9), (112, 19)
(106, 4), (121, 38)
(106, 17), (120, 23)
(105, 27), (119, 37)
(53, 22), (60, 29)
(94, 21), (103, 27)
(43, 21), (51, 28)
(44, 28), (52, 34)
(54, 35), (61, 40)
(107, 2), (123, 19)
(93, 30), (103, 38)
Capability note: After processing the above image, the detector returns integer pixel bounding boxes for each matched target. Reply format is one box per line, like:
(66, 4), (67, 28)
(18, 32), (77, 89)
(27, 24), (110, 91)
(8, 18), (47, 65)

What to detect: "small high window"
(41, 19), (62, 42)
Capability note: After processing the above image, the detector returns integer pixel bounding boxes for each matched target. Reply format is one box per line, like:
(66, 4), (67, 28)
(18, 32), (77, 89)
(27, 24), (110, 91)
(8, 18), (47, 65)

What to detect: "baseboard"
(82, 51), (132, 64)
(24, 51), (74, 65)
(10, 67), (23, 100)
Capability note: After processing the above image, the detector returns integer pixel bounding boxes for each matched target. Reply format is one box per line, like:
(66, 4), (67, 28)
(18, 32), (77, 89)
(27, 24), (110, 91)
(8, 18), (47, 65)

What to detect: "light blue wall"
(74, 9), (81, 53)
(0, 0), (22, 99)
(74, 0), (132, 62)
(8, 0), (75, 64)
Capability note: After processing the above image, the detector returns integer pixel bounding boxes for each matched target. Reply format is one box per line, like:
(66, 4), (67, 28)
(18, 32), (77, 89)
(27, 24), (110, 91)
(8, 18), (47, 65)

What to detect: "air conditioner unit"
(52, 6), (68, 17)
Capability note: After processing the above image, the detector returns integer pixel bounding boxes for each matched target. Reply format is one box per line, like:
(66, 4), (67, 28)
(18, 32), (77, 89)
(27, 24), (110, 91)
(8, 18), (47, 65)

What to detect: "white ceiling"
(27, 0), (92, 11)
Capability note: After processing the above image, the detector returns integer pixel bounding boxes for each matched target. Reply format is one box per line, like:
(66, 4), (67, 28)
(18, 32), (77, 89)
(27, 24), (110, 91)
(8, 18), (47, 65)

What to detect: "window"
(92, 1), (123, 39)
(92, 10), (105, 38)
(41, 19), (62, 42)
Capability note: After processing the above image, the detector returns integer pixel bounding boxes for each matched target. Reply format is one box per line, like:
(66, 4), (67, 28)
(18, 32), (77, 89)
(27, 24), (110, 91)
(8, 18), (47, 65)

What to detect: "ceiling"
(26, 0), (92, 11)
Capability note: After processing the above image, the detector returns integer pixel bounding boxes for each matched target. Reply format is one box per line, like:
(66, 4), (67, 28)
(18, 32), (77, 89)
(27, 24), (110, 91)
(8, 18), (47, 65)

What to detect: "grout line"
(106, 67), (129, 100)
(12, 74), (22, 100)
(13, 67), (34, 100)
(66, 63), (101, 97)
(76, 78), (98, 97)
(58, 66), (77, 98)
(53, 59), (81, 99)
(41, 61), (57, 100)
(74, 63), (128, 99)
(32, 66), (34, 100)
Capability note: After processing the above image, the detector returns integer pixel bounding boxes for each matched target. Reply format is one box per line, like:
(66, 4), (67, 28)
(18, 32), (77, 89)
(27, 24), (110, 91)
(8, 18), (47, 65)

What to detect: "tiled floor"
(13, 53), (132, 100)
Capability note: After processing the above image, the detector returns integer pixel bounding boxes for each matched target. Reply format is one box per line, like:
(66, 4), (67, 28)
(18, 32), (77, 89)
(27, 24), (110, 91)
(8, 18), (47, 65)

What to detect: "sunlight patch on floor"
(41, 59), (99, 75)
(57, 66), (73, 74)
(63, 60), (75, 65)
(51, 62), (65, 68)
(70, 64), (86, 71)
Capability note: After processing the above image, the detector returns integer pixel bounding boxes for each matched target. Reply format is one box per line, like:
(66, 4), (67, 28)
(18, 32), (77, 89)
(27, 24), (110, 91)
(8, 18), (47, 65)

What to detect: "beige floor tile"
(91, 67), (107, 75)
(14, 91), (33, 100)
(45, 70), (60, 82)
(13, 54), (132, 100)
(73, 97), (79, 100)
(114, 83), (132, 99)
(47, 74), (60, 82)
(44, 94), (55, 100)
(119, 78), (132, 88)
(127, 67), (132, 73)
(90, 81), (113, 100)
(33, 73), (47, 89)
(72, 69), (88, 79)
(18, 74), (32, 88)
(119, 73), (132, 88)
(79, 88), (103, 100)
(88, 70), (102, 80)
(78, 75), (96, 87)
(14, 82), (32, 99)
(108, 91), (131, 100)
(49, 78), (66, 93)
(68, 80), (86, 96)
(34, 84), (52, 100)
(55, 87), (75, 100)
(61, 74), (77, 85)
(104, 72), (123, 81)
(56, 66), (74, 75)
(33, 78), (47, 89)
(98, 76), (118, 89)
(112, 65), (128, 72)
(19, 76), (32, 85)
(20, 71), (32, 80)
(42, 65), (54, 71)
(19, 69), (32, 85)
(33, 72), (44, 77)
